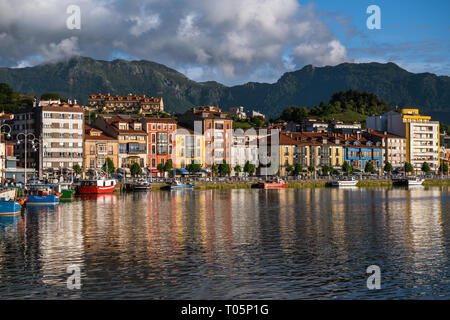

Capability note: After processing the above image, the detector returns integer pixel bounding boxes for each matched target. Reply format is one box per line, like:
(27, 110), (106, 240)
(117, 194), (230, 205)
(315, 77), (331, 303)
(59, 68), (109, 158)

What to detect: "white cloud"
(0, 0), (349, 83)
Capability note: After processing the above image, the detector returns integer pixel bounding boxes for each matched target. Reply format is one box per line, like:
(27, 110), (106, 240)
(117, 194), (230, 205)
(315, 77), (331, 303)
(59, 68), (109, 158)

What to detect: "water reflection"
(0, 187), (448, 299)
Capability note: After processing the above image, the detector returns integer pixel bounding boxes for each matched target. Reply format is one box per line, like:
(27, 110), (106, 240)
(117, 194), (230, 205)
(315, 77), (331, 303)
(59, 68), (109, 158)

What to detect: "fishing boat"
(0, 189), (23, 216)
(169, 179), (194, 190)
(331, 176), (359, 187)
(26, 184), (61, 206)
(258, 177), (287, 189)
(60, 183), (75, 201)
(76, 178), (117, 194)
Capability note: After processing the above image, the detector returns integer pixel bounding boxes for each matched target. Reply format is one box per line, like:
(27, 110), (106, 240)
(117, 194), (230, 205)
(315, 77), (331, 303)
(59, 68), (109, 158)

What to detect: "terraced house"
(93, 115), (147, 171)
(84, 125), (118, 171)
(141, 118), (177, 172)
(339, 134), (383, 171)
(87, 93), (164, 115)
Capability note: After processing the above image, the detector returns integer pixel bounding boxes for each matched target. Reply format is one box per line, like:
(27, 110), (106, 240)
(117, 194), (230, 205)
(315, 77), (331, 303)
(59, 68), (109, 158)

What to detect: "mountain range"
(0, 56), (449, 119)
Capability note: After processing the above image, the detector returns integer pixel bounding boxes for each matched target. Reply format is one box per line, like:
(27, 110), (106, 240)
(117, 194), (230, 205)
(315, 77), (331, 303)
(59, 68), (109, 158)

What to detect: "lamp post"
(0, 124), (12, 184)
(16, 132), (36, 186)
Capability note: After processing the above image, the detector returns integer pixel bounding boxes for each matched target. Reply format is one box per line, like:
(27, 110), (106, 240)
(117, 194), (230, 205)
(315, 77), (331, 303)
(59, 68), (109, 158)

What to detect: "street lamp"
(0, 124), (12, 184)
(16, 132), (36, 186)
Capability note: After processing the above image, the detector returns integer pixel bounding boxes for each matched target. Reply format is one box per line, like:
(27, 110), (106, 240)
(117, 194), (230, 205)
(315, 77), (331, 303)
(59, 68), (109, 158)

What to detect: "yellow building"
(175, 126), (204, 169)
(84, 125), (119, 171)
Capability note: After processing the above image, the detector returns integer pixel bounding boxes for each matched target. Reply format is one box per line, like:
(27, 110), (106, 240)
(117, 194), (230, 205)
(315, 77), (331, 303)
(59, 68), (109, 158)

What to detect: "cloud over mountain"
(0, 0), (348, 84)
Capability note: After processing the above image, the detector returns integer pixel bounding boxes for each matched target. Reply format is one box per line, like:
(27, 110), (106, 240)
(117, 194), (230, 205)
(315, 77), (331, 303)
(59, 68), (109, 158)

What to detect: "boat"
(169, 179), (194, 190)
(407, 177), (425, 186)
(0, 189), (23, 216)
(133, 180), (152, 191)
(76, 178), (117, 194)
(60, 183), (75, 201)
(392, 176), (425, 186)
(26, 184), (61, 206)
(258, 177), (287, 189)
(331, 176), (359, 187)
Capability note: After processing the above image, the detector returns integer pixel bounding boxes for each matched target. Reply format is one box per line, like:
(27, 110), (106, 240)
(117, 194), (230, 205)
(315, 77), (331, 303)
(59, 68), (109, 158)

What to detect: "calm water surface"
(0, 187), (449, 299)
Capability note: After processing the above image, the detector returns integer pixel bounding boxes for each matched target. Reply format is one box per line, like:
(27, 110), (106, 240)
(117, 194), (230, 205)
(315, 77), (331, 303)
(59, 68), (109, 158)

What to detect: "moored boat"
(26, 184), (61, 206)
(133, 182), (152, 191)
(258, 178), (287, 189)
(77, 178), (117, 194)
(169, 179), (194, 190)
(0, 189), (22, 216)
(331, 177), (359, 187)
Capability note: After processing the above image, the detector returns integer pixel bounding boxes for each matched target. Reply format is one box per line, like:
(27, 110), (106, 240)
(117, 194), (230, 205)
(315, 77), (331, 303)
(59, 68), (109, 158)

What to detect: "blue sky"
(310, 0), (450, 75)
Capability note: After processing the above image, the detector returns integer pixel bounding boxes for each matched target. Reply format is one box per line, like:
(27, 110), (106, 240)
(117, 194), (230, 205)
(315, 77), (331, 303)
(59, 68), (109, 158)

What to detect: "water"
(0, 187), (449, 299)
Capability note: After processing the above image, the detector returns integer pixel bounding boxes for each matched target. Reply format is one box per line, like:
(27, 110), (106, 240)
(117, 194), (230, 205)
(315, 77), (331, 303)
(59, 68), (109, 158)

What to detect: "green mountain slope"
(0, 56), (449, 118)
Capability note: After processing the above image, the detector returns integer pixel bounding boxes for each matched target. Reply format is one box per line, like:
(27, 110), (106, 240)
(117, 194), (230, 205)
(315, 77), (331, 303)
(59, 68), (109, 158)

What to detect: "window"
(151, 145), (156, 154)
(44, 113), (52, 118)
(151, 134), (156, 143)
(151, 159), (156, 167)
(169, 145), (172, 154)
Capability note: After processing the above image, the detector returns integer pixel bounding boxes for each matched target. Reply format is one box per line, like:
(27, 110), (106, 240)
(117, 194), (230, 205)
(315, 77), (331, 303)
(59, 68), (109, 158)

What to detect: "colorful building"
(175, 126), (204, 169)
(83, 125), (119, 171)
(178, 106), (233, 168)
(93, 115), (147, 170)
(366, 108), (440, 172)
(141, 118), (177, 171)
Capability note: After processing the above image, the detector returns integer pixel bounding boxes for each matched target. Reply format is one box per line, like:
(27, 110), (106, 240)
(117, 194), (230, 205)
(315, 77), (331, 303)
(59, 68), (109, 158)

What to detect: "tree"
(404, 162), (414, 174)
(308, 165), (316, 177)
(130, 162), (142, 177)
(102, 158), (115, 174)
(294, 163), (303, 175)
(73, 164), (82, 175)
(250, 116), (266, 128)
(439, 163), (449, 174)
(157, 163), (165, 174)
(218, 160), (231, 176)
(384, 162), (393, 174)
(322, 165), (332, 175)
(364, 162), (375, 174)
(164, 159), (173, 172)
(244, 161), (256, 176)
(40, 92), (66, 101)
(211, 165), (219, 176)
(186, 163), (202, 175)
(234, 165), (242, 175)
(421, 162), (431, 174)
(342, 161), (352, 174)
(286, 165), (294, 176)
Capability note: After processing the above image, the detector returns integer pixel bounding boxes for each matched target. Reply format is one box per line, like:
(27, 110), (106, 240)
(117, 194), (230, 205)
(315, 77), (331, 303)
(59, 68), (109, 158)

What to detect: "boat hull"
(170, 184), (194, 190)
(258, 183), (287, 189)
(331, 181), (359, 187)
(60, 189), (75, 201)
(77, 185), (116, 194)
(26, 195), (60, 206)
(133, 186), (152, 191)
(0, 201), (22, 216)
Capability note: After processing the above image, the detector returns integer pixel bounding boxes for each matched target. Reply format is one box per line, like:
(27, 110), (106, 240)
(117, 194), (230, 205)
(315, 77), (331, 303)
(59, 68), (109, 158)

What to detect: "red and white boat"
(258, 178), (287, 189)
(76, 178), (117, 194)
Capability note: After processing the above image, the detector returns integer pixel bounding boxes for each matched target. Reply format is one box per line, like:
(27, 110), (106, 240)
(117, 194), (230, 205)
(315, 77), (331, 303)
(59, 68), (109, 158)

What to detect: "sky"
(0, 0), (448, 85)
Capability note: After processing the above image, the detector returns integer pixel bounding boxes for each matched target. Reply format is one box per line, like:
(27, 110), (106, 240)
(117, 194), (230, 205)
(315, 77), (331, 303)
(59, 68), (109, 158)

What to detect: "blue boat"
(0, 201), (22, 216)
(26, 184), (61, 206)
(0, 189), (22, 216)
(169, 180), (195, 190)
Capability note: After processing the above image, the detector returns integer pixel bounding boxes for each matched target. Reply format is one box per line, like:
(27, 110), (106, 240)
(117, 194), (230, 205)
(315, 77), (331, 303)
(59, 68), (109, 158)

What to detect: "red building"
(141, 118), (177, 172)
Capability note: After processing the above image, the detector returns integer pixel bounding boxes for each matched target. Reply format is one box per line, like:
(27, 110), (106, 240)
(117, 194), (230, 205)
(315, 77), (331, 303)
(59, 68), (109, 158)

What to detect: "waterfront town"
(0, 92), (448, 185)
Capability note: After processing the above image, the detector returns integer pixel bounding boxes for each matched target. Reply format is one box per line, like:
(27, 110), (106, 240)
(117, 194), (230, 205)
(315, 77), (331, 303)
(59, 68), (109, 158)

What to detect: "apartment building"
(88, 93), (164, 115)
(231, 130), (259, 171)
(84, 125), (119, 171)
(367, 109), (439, 172)
(93, 115), (147, 169)
(178, 106), (233, 167)
(175, 126), (204, 169)
(141, 118), (177, 170)
(363, 130), (406, 170)
(10, 100), (84, 174)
